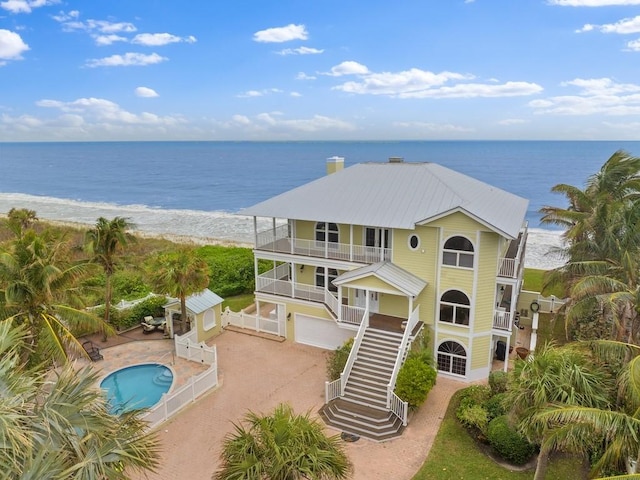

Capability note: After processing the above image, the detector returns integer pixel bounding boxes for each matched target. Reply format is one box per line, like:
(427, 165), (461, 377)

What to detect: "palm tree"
(530, 340), (640, 478)
(85, 216), (136, 341)
(540, 151), (640, 342)
(148, 247), (209, 335)
(0, 319), (161, 478)
(214, 403), (352, 480)
(4, 207), (38, 237)
(504, 342), (613, 480)
(0, 228), (108, 365)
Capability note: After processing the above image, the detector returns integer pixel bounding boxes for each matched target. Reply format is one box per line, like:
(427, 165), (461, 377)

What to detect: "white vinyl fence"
(142, 331), (218, 429)
(222, 307), (281, 336)
(142, 364), (217, 429)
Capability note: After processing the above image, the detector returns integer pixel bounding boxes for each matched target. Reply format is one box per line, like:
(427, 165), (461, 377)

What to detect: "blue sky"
(2, 0), (640, 141)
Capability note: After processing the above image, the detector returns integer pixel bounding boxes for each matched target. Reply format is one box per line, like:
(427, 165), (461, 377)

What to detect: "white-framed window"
(315, 222), (339, 244)
(315, 267), (338, 292)
(203, 309), (216, 330)
(365, 227), (390, 248)
(439, 290), (471, 326)
(408, 234), (420, 251)
(437, 341), (467, 376)
(442, 235), (474, 268)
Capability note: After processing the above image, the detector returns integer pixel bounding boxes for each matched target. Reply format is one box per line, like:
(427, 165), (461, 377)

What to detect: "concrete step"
(319, 399), (405, 442)
(350, 366), (392, 383)
(343, 390), (388, 410)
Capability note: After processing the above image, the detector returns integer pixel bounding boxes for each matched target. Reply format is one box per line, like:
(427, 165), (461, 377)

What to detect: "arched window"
(315, 267), (338, 292)
(442, 236), (474, 268)
(439, 290), (471, 326)
(315, 222), (339, 244)
(437, 341), (467, 376)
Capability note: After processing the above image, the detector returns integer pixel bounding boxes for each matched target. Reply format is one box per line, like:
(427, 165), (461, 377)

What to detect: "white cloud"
(135, 86), (159, 98)
(529, 77), (640, 115)
(277, 46), (324, 55)
(253, 24), (308, 43)
(93, 34), (127, 46)
(497, 118), (527, 125)
(296, 72), (316, 80)
(393, 121), (473, 132)
(237, 88), (283, 98)
(1, 97), (192, 141)
(577, 15), (640, 34)
(328, 64), (541, 99)
(237, 112), (356, 132)
(0, 29), (29, 63)
(549, 0), (640, 5)
(326, 61), (370, 77)
(1, 0), (58, 14)
(290, 92), (302, 97)
(132, 33), (197, 46)
(35, 96), (184, 125)
(626, 38), (640, 50)
(85, 52), (167, 67)
(51, 10), (78, 22)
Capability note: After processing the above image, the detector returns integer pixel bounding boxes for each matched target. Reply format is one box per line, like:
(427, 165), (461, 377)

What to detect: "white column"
(349, 224), (353, 262)
(503, 335), (511, 372)
(338, 286), (343, 322)
(253, 216), (258, 246)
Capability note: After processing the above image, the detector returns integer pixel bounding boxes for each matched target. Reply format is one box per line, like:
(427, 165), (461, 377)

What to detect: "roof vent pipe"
(388, 156), (404, 163)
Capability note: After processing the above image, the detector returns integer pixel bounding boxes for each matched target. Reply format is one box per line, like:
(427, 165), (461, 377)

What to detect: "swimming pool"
(100, 363), (174, 414)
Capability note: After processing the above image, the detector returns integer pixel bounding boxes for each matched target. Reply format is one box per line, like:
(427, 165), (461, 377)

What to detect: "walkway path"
(130, 330), (463, 480)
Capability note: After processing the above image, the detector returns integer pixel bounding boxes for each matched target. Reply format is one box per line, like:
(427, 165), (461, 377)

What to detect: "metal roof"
(164, 288), (223, 314)
(333, 262), (427, 297)
(240, 162), (528, 240)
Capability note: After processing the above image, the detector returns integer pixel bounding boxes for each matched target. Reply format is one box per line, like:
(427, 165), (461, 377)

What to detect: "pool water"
(100, 363), (173, 414)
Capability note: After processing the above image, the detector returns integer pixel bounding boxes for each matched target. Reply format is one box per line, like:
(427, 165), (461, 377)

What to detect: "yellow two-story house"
(240, 156), (528, 438)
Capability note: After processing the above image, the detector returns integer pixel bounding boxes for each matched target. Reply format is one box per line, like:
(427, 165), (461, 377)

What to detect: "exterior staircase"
(320, 327), (407, 442)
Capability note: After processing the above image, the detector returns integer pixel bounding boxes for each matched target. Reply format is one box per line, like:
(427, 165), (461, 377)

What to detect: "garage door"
(294, 314), (354, 350)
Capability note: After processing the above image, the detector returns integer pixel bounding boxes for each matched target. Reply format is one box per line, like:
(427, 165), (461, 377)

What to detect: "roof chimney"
(388, 156), (404, 163)
(326, 156), (345, 175)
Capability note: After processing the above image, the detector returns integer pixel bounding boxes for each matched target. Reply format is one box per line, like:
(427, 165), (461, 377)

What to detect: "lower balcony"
(256, 274), (366, 326)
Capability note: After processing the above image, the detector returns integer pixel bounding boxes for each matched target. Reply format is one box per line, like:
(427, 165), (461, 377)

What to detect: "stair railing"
(339, 308), (369, 396)
(386, 306), (420, 415)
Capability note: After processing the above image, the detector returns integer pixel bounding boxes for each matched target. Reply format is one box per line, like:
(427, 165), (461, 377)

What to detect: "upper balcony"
(255, 224), (391, 264)
(497, 224), (528, 280)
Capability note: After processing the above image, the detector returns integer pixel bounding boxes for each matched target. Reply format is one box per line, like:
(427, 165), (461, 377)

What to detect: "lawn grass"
(221, 293), (255, 312)
(412, 391), (584, 480)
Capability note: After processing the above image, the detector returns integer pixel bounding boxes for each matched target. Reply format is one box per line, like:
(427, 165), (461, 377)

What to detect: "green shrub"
(112, 295), (168, 331)
(394, 357), (437, 409)
(326, 338), (354, 381)
(483, 392), (507, 422)
(457, 385), (491, 410)
(197, 245), (269, 297)
(486, 415), (536, 465)
(111, 270), (150, 301)
(488, 370), (508, 394)
(456, 403), (489, 434)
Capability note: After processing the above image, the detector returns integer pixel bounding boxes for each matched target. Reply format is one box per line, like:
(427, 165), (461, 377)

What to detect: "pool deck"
(88, 328), (463, 480)
(78, 327), (208, 390)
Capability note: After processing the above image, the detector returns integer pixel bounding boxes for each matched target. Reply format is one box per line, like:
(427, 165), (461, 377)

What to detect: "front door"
(355, 289), (379, 313)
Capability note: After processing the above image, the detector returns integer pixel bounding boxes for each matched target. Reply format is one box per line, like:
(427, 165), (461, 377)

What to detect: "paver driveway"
(130, 329), (463, 480)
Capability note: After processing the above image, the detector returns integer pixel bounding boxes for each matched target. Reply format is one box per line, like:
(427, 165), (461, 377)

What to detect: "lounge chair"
(141, 316), (166, 334)
(82, 340), (104, 362)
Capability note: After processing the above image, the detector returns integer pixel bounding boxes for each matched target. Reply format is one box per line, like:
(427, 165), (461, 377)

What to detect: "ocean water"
(1, 140), (638, 269)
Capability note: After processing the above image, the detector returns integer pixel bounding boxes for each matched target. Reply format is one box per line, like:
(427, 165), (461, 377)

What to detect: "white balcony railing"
(255, 227), (390, 264)
(256, 269), (365, 324)
(493, 309), (511, 330)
